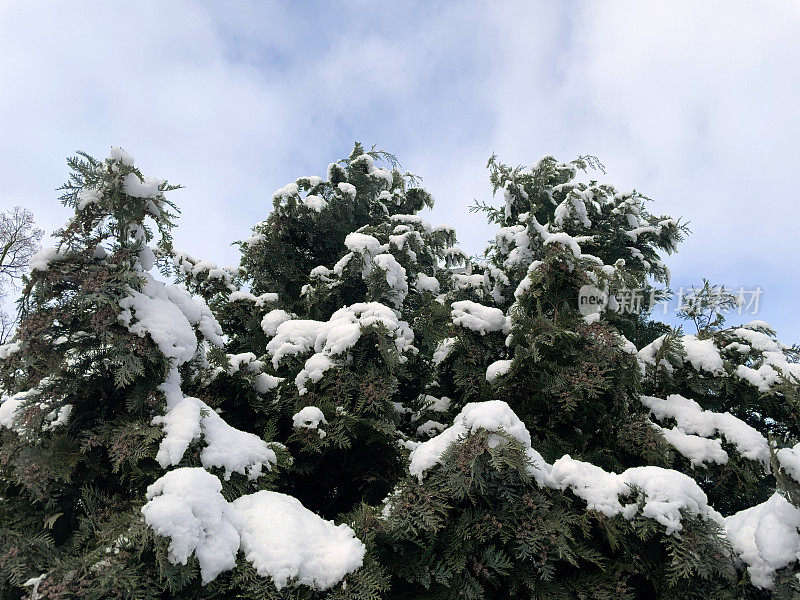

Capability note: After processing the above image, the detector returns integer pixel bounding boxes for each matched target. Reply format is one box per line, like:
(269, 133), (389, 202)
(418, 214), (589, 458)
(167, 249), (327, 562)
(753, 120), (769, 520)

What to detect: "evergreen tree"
(0, 149), (379, 600)
(371, 154), (800, 599)
(366, 156), (738, 598)
(0, 147), (196, 598)
(2, 145), (800, 600)
(225, 144), (463, 518)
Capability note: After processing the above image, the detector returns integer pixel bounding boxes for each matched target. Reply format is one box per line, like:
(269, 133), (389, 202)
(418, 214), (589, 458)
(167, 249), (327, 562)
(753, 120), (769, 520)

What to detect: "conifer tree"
(433, 155), (683, 468)
(635, 280), (800, 595)
(370, 154), (800, 599)
(3, 145), (800, 600)
(222, 144), (464, 519)
(0, 149), (378, 600)
(363, 156), (738, 599)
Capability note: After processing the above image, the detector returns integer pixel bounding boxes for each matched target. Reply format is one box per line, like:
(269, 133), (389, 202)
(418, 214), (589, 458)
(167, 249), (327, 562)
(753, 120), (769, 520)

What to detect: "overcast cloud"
(1, 0), (798, 340)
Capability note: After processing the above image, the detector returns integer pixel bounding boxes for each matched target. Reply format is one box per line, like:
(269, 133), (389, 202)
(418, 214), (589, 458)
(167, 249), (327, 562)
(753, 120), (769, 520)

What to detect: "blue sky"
(1, 0), (798, 342)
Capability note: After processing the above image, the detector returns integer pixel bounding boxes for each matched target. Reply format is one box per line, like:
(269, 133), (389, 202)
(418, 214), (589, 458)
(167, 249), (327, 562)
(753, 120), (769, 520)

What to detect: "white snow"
(351, 153), (394, 186)
(408, 400), (531, 480)
(736, 365), (770, 391)
(494, 225), (533, 269)
(486, 359), (513, 383)
(292, 406), (327, 429)
(451, 301), (510, 335)
(583, 312), (601, 324)
(752, 354), (799, 390)
(420, 394), (451, 413)
(337, 182), (357, 198)
(302, 195), (328, 212)
(725, 493), (800, 589)
(0, 341), (21, 360)
(729, 327), (800, 391)
(0, 391), (26, 430)
(122, 173), (163, 198)
(636, 335), (674, 374)
(143, 468), (366, 589)
(389, 214), (433, 233)
(432, 337), (456, 366)
(273, 182), (299, 201)
(254, 373), (283, 393)
(615, 334), (638, 355)
(641, 394), (770, 466)
(389, 230), (422, 259)
(744, 320), (773, 330)
(416, 420), (447, 436)
(153, 395), (277, 480)
(267, 319), (325, 366)
(43, 404), (73, 431)
(164, 283), (224, 348)
(541, 231), (582, 258)
(173, 252), (236, 284)
(293, 353), (334, 395)
(142, 468), (240, 584)
(551, 457), (723, 534)
(226, 353), (263, 374)
(138, 245), (156, 271)
(231, 490), (365, 590)
(229, 290), (279, 307)
(414, 273), (440, 294)
(23, 574), (46, 599)
(261, 309), (293, 337)
(344, 232), (384, 256)
(776, 443), (800, 484)
(29, 246), (69, 272)
(732, 327), (782, 352)
(553, 193), (591, 228)
(513, 260), (544, 300)
(373, 253), (408, 307)
(407, 399), (726, 535)
(550, 457), (630, 517)
(119, 274), (223, 364)
(651, 423), (728, 467)
(372, 253), (408, 292)
(452, 273), (485, 293)
(218, 354), (283, 396)
(77, 186), (102, 210)
(303, 175), (324, 188)
(267, 303), (416, 394)
(109, 146), (135, 165)
(681, 334), (725, 375)
(523, 447), (556, 488)
(241, 233), (265, 245)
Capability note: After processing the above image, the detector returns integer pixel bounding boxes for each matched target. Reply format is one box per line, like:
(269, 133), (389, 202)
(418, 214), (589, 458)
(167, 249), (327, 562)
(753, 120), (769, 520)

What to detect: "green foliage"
(370, 430), (736, 599)
(677, 279), (739, 335)
(239, 143), (434, 313)
(3, 145), (800, 599)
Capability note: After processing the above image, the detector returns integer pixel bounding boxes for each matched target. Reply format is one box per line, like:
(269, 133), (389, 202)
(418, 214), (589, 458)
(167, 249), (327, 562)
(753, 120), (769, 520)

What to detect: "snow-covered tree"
(357, 153), (799, 599)
(363, 156), (737, 599)
(0, 150), (377, 600)
(3, 146), (800, 600)
(636, 283), (800, 595)
(219, 144), (464, 519)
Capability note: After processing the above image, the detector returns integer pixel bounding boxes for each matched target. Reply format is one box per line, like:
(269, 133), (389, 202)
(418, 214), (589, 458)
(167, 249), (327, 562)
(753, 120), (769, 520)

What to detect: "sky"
(1, 0), (798, 342)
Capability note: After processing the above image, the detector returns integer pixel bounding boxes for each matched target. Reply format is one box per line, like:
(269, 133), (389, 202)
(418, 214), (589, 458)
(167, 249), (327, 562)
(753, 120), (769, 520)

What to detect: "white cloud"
(559, 1), (800, 270)
(467, 0), (800, 338)
(0, 0), (797, 340)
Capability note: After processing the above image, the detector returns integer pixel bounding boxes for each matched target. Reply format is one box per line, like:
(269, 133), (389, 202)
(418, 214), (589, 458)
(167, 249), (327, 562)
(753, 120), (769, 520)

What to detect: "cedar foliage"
(1, 146), (800, 600)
